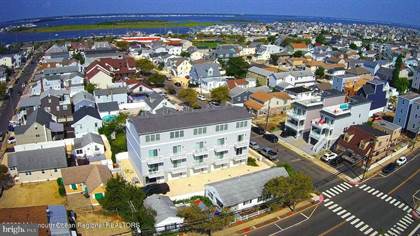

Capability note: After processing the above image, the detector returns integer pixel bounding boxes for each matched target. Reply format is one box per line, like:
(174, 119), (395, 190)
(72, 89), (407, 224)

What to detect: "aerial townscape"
(0, 2), (419, 236)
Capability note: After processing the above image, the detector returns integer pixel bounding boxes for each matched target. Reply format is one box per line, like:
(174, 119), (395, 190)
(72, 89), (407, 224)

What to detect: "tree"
(115, 41), (129, 51)
(391, 55), (408, 93)
(349, 43), (358, 50)
(315, 34), (326, 44)
(177, 205), (233, 234)
(84, 83), (96, 94)
(0, 83), (7, 98)
(393, 77), (409, 94)
(264, 171), (314, 210)
(210, 86), (229, 104)
(0, 164), (14, 189)
(270, 54), (280, 66)
(178, 88), (199, 108)
(267, 35), (277, 44)
(147, 73), (166, 87)
(180, 51), (191, 58)
(100, 175), (155, 234)
(292, 51), (304, 58)
(315, 67), (325, 79)
(136, 59), (155, 75)
(72, 52), (85, 64)
(225, 57), (250, 78)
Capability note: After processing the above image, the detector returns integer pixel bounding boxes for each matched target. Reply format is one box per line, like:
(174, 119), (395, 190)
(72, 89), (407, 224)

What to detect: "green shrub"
(247, 157), (258, 167)
(276, 163), (295, 175)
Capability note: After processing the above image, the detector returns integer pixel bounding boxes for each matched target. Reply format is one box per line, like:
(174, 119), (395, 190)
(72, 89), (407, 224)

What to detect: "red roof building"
(85, 57), (137, 80)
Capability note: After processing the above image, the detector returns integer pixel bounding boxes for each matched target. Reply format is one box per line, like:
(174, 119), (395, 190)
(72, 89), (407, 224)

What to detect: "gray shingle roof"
(97, 101), (119, 112)
(206, 168), (288, 207)
(74, 133), (104, 149)
(190, 62), (221, 80)
(43, 66), (80, 76)
(144, 194), (179, 225)
(73, 106), (101, 124)
(14, 109), (63, 134)
(248, 66), (272, 77)
(129, 106), (251, 135)
(8, 146), (67, 172)
(17, 96), (41, 109)
(94, 87), (128, 96)
(71, 91), (95, 104)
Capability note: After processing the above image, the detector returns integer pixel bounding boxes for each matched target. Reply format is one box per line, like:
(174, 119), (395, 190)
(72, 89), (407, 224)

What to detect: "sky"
(1, 0), (420, 27)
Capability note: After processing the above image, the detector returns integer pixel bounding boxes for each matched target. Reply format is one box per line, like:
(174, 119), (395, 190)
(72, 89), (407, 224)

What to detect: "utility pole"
(264, 97), (272, 131)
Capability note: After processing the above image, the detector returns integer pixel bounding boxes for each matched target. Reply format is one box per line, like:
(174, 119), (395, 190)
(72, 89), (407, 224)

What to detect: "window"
(237, 134), (245, 142)
(243, 199), (252, 205)
(217, 138), (225, 145)
(195, 141), (204, 150)
(170, 130), (184, 139)
(173, 145), (182, 154)
(215, 124), (228, 132)
(76, 150), (83, 154)
(148, 149), (158, 157)
(71, 184), (78, 190)
(35, 134), (40, 138)
(215, 152), (225, 159)
(41, 170), (45, 174)
(208, 191), (214, 199)
(25, 171), (31, 175)
(95, 122), (98, 128)
(236, 121), (248, 128)
(54, 168), (58, 172)
(145, 134), (160, 142)
(193, 127), (207, 135)
(236, 147), (245, 155)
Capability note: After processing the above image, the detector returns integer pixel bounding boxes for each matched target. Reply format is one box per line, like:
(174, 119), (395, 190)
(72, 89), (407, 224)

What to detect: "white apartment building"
(126, 106), (252, 184)
(309, 96), (371, 152)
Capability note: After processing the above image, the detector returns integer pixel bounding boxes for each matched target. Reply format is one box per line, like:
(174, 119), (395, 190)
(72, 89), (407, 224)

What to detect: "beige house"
(14, 109), (64, 145)
(61, 165), (112, 205)
(170, 58), (192, 77)
(244, 92), (291, 116)
(86, 69), (113, 89)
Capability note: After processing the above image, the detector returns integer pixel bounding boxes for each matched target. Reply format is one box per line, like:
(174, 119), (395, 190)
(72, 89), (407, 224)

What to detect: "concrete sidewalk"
(214, 200), (316, 236)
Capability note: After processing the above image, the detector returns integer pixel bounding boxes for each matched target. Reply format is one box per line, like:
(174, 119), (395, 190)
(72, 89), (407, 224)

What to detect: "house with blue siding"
(357, 79), (387, 116)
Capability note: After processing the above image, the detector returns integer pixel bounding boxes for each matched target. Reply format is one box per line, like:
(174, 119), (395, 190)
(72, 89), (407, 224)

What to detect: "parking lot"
(249, 130), (341, 191)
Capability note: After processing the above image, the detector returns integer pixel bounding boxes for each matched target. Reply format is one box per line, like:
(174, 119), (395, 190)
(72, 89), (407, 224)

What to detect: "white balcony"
(214, 145), (229, 153)
(194, 148), (209, 156)
(287, 111), (306, 121)
(234, 154), (248, 162)
(148, 170), (165, 178)
(234, 141), (248, 149)
(170, 154), (187, 162)
(311, 118), (333, 130)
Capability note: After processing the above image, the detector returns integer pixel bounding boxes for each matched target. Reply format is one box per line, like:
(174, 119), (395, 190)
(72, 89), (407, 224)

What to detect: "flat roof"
(129, 106), (251, 135)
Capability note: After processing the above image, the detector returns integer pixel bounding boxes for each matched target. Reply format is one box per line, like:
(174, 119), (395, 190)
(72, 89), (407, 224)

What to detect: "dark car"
(259, 147), (278, 161)
(263, 133), (278, 143)
(141, 183), (170, 196)
(252, 126), (265, 135)
(382, 163), (397, 174)
(329, 156), (344, 166)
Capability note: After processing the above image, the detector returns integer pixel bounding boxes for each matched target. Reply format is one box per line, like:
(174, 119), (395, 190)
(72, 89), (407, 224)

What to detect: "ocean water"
(0, 14), (417, 44)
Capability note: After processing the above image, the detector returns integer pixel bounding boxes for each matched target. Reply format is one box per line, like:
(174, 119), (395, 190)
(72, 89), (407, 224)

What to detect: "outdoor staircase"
(312, 137), (327, 153)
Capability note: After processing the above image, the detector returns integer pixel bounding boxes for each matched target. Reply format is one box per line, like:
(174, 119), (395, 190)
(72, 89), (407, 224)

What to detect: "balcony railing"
(287, 111), (306, 120)
(194, 148), (209, 156)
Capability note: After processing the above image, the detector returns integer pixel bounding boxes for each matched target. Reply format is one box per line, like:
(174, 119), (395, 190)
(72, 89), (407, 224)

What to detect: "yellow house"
(172, 76), (190, 88)
(61, 165), (112, 206)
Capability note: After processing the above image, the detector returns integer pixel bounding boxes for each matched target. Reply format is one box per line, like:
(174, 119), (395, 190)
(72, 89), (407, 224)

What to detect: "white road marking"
(376, 192), (384, 197)
(401, 217), (412, 224)
(368, 188), (375, 193)
(372, 190), (379, 195)
(360, 224), (369, 231)
(398, 203), (405, 208)
(326, 189), (336, 196)
(341, 212), (351, 218)
(324, 201), (334, 207)
(364, 228), (373, 234)
(337, 209), (346, 215)
(385, 196), (392, 202)
(331, 187), (342, 194)
(343, 182), (352, 188)
(336, 185), (347, 191)
(390, 199), (396, 204)
(328, 204), (338, 210)
(403, 206), (410, 211)
(397, 223), (407, 229)
(360, 184), (367, 189)
(346, 215), (355, 222)
(396, 226), (405, 232)
(390, 228), (400, 234)
(381, 194), (387, 199)
(323, 192), (332, 198)
(393, 201), (401, 206)
(351, 218), (360, 225)
(370, 231), (378, 236)
(332, 206), (342, 212)
(355, 221), (364, 228)
(364, 186), (372, 191)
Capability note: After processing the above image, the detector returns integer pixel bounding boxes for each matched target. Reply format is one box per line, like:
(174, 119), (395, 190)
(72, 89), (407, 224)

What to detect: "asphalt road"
(0, 52), (41, 135)
(250, 131), (341, 191)
(248, 150), (420, 236)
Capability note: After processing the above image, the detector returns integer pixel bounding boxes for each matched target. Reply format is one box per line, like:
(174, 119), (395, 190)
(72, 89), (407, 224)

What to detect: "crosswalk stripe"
(360, 224), (369, 231)
(336, 185), (347, 191)
(346, 215), (355, 221)
(326, 190), (336, 196)
(360, 184), (366, 189)
(385, 196), (392, 202)
(404, 217), (413, 223)
(331, 187), (343, 193)
(364, 228), (373, 234)
(324, 201), (334, 207)
(343, 182), (352, 188)
(351, 218), (360, 225)
(364, 185), (372, 191)
(398, 203), (405, 208)
(342, 212), (351, 218)
(381, 194), (387, 200)
(397, 222), (407, 229)
(323, 192), (332, 198)
(324, 198), (330, 202)
(399, 220), (409, 227)
(337, 209), (346, 215)
(390, 199), (396, 204)
(401, 218), (411, 224)
(368, 188), (375, 193)
(370, 231), (378, 236)
(376, 192), (384, 197)
(328, 203), (338, 209)
(394, 201), (401, 206)
(332, 206), (342, 212)
(406, 208), (412, 213)
(355, 221), (364, 228)
(403, 206), (410, 211)
(391, 228), (400, 234)
(372, 190), (379, 195)
(396, 226), (405, 232)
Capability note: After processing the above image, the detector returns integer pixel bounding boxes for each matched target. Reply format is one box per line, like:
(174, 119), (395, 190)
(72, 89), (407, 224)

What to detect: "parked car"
(321, 152), (338, 162)
(252, 126), (265, 135)
(329, 157), (344, 166)
(382, 163), (397, 174)
(198, 95), (206, 101)
(396, 156), (407, 166)
(249, 141), (260, 150)
(263, 133), (278, 143)
(259, 147), (278, 161)
(141, 183), (170, 196)
(7, 136), (16, 144)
